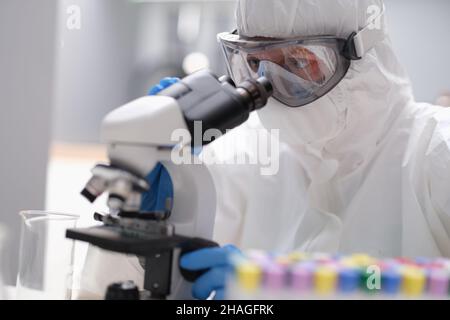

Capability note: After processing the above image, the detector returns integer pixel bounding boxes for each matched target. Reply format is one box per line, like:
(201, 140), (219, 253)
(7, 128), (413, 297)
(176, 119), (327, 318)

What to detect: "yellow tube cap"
(237, 262), (262, 292)
(402, 267), (426, 297)
(314, 266), (338, 295)
(349, 254), (377, 267)
(287, 252), (307, 263)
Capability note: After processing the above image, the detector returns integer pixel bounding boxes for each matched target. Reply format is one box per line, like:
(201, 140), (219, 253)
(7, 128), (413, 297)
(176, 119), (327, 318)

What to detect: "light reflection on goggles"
(218, 31), (354, 107)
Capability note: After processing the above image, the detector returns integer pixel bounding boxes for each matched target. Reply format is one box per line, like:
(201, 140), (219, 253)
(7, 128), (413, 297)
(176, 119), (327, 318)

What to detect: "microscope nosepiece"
(81, 187), (97, 203)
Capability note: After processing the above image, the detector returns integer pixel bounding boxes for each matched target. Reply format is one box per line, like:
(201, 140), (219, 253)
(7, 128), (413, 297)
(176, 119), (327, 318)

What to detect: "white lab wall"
(52, 0), (138, 144)
(53, 0), (234, 143)
(385, 0), (450, 103)
(0, 0), (56, 284)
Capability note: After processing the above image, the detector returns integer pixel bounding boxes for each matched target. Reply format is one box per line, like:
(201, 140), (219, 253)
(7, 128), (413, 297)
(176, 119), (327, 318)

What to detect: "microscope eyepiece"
(236, 77), (273, 111)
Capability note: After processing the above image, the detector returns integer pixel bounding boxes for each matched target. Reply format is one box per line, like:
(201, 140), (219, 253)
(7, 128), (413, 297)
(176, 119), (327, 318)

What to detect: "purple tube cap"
(263, 263), (286, 290)
(291, 263), (315, 292)
(428, 270), (449, 297)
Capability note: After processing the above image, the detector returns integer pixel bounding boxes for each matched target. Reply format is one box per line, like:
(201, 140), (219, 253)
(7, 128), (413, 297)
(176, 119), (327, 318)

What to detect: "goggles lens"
(219, 34), (351, 107)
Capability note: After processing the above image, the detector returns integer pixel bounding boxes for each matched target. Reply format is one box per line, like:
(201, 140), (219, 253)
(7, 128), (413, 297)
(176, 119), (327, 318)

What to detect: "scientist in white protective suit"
(79, 0), (450, 300)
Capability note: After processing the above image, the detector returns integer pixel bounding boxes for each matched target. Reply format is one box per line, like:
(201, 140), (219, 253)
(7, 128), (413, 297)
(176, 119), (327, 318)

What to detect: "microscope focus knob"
(105, 281), (140, 300)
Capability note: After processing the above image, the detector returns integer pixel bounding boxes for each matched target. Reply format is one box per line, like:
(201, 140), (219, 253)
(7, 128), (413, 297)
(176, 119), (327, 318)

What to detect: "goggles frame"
(218, 30), (360, 107)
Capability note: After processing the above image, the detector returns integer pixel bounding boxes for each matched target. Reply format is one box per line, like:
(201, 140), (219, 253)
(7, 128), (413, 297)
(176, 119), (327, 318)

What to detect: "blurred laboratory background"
(0, 0), (449, 287)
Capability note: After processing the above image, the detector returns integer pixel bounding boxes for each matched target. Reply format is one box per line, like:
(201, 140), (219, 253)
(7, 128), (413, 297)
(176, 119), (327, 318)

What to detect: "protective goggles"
(217, 8), (386, 108)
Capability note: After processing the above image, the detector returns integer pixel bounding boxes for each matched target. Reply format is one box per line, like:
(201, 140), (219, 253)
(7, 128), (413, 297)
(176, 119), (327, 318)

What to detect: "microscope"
(66, 70), (272, 300)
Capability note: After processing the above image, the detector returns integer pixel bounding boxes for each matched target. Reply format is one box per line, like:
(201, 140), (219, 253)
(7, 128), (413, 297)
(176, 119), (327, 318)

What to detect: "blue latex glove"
(148, 77), (180, 95)
(180, 245), (241, 300)
(140, 77), (179, 212)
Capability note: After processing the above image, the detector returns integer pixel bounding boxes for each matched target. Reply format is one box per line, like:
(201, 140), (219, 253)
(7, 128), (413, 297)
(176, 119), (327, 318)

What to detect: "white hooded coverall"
(79, 0), (450, 297)
(210, 0), (450, 259)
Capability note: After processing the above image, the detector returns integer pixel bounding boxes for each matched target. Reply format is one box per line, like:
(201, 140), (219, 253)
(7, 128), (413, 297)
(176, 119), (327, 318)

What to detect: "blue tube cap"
(339, 268), (361, 293)
(382, 268), (402, 294)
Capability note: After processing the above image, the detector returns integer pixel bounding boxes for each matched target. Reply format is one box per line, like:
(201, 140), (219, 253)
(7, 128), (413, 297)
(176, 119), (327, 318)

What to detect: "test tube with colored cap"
(414, 257), (431, 267)
(428, 269), (449, 297)
(236, 262), (262, 292)
(263, 263), (286, 291)
(396, 257), (415, 266)
(291, 262), (315, 293)
(288, 252), (307, 263)
(338, 267), (361, 294)
(314, 266), (338, 295)
(381, 267), (402, 295)
(247, 250), (270, 263)
(350, 254), (376, 268)
(311, 253), (333, 264)
(402, 267), (426, 297)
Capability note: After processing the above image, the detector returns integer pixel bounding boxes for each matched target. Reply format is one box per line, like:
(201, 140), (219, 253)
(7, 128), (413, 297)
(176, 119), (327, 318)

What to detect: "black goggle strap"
(344, 3), (387, 60)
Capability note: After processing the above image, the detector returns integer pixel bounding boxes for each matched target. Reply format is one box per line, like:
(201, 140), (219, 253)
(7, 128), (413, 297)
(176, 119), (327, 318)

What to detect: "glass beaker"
(16, 210), (79, 300)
